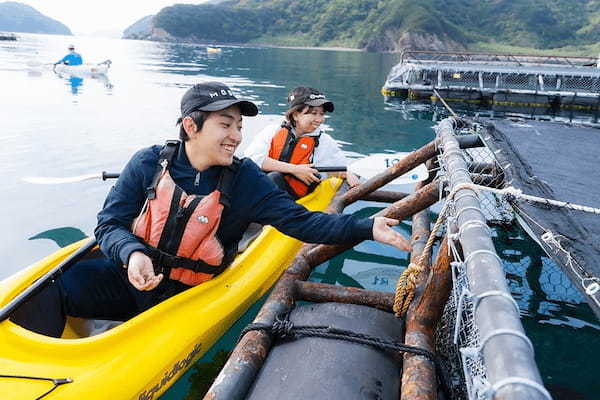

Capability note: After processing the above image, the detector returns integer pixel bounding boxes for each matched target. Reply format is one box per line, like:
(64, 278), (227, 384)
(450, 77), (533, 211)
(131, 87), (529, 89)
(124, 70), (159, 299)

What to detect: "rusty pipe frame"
(400, 158), (450, 400)
(204, 138), (461, 399)
(203, 185), (354, 400)
(401, 237), (454, 400)
(328, 140), (439, 212)
(401, 176), (433, 400)
(295, 281), (395, 311)
(360, 190), (410, 203)
(305, 179), (443, 269)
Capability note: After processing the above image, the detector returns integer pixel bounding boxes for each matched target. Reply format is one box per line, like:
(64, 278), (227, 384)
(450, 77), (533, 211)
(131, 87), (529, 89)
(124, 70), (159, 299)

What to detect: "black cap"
(180, 81), (258, 117)
(287, 87), (334, 112)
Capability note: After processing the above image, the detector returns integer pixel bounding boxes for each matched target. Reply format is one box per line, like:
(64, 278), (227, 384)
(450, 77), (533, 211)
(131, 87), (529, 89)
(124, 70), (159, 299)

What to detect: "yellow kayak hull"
(0, 178), (341, 400)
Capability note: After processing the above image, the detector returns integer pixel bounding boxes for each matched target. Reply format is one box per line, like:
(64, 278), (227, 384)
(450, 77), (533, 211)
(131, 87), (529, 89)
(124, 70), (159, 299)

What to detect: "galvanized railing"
(434, 118), (551, 400)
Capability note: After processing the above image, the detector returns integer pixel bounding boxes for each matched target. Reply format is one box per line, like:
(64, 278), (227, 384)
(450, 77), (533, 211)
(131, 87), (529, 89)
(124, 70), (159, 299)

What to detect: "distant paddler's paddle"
(21, 153), (428, 185)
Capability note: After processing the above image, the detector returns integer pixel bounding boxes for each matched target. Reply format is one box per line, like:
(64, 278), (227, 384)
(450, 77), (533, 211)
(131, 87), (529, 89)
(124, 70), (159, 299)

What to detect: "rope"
(459, 183), (600, 215)
(393, 202), (450, 316)
(393, 181), (467, 316)
(241, 317), (451, 398)
(433, 88), (459, 119)
(0, 375), (72, 400)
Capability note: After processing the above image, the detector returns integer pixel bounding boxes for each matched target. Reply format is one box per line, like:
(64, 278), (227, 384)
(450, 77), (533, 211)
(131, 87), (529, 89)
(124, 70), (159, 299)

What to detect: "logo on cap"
(209, 89), (234, 98)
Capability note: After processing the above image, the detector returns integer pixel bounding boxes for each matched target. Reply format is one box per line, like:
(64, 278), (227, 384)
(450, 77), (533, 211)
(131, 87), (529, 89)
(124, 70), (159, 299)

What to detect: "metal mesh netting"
(457, 126), (513, 226)
(399, 67), (600, 95)
(434, 220), (586, 400)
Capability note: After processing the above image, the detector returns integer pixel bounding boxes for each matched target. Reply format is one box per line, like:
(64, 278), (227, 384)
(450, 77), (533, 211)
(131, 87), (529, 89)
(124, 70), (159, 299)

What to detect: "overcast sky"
(21, 1), (207, 35)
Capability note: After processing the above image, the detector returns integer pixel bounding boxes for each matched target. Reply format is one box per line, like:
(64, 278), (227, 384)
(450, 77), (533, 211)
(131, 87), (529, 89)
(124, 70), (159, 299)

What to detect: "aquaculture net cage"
(432, 122), (541, 400)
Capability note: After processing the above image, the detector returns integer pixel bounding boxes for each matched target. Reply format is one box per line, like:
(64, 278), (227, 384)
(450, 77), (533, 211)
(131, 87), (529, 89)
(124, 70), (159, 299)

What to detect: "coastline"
(256, 43), (363, 52)
(122, 35), (364, 52)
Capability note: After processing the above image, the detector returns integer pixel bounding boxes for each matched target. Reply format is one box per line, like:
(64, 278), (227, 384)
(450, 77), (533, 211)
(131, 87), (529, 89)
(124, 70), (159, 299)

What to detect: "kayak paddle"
(22, 153), (427, 185)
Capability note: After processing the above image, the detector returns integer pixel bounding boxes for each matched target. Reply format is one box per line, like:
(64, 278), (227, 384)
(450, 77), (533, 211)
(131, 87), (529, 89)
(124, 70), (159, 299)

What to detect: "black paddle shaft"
(315, 166), (347, 172)
(0, 238), (97, 322)
(100, 168), (345, 180)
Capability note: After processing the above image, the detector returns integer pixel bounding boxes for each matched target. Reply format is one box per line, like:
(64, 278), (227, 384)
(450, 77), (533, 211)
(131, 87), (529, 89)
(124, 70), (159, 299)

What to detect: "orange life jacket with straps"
(268, 124), (320, 198)
(132, 140), (239, 286)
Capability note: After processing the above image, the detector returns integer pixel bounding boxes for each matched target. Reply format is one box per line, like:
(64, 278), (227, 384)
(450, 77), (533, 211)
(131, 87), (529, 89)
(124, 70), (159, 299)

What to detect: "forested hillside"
(125, 0), (600, 53)
(0, 2), (72, 35)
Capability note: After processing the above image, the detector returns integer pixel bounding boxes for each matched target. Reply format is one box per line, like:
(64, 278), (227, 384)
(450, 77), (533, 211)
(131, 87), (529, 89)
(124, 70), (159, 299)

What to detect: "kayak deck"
(0, 178), (342, 400)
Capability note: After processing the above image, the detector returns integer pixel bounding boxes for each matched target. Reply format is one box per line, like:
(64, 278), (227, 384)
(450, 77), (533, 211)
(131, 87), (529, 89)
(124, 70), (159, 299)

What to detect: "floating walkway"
(382, 51), (600, 111)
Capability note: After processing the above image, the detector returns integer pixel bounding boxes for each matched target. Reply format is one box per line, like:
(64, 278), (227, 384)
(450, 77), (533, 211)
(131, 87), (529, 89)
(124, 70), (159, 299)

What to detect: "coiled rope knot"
(393, 262), (426, 317)
(272, 318), (294, 338)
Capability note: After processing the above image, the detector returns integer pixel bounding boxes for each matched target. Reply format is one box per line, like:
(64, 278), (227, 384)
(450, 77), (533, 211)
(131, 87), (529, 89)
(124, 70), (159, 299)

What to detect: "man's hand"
(346, 172), (361, 187)
(372, 217), (412, 252)
(126, 251), (163, 291)
(290, 163), (321, 185)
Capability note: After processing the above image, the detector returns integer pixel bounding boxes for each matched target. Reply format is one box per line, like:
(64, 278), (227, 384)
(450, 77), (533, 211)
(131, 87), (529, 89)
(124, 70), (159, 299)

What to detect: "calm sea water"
(0, 34), (597, 399)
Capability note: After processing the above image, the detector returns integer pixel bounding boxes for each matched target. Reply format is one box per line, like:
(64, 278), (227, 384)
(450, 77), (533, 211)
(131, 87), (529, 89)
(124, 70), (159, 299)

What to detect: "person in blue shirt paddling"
(54, 44), (83, 66)
(10, 81), (411, 337)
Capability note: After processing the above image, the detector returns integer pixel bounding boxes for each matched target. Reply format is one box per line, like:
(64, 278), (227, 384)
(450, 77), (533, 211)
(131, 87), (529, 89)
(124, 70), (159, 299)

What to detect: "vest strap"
(145, 246), (228, 276)
(147, 140), (179, 200)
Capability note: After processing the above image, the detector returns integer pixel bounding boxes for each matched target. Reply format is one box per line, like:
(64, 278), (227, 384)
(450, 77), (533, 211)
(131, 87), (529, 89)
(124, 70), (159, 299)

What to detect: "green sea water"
(0, 33), (597, 400)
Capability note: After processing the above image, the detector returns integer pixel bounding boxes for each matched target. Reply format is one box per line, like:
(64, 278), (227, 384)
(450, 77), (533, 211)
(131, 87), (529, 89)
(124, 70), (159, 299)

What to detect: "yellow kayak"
(0, 178), (342, 400)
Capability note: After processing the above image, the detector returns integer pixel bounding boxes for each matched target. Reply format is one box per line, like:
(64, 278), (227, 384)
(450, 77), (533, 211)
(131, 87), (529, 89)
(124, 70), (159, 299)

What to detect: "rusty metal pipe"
(360, 190), (410, 203)
(204, 185), (354, 400)
(328, 140), (439, 212)
(204, 150), (446, 399)
(401, 237), (453, 400)
(399, 173), (434, 400)
(294, 281), (395, 311)
(305, 180), (443, 269)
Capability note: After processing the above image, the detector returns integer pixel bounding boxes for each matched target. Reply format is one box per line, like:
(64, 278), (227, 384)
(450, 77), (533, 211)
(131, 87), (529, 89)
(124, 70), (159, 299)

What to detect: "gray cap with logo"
(180, 81), (259, 117)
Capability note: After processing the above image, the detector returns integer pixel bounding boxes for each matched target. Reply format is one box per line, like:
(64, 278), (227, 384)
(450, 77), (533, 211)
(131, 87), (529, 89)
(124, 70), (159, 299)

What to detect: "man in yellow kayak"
(13, 82), (411, 337)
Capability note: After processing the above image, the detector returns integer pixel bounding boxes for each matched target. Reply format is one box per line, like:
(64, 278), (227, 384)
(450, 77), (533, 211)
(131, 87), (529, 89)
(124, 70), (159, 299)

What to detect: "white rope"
(451, 182), (600, 215)
(515, 206), (600, 308)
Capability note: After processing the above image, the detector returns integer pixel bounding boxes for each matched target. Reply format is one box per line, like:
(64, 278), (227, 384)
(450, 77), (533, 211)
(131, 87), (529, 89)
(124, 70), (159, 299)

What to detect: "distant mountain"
(0, 2), (72, 35)
(122, 15), (154, 40)
(123, 0), (600, 53)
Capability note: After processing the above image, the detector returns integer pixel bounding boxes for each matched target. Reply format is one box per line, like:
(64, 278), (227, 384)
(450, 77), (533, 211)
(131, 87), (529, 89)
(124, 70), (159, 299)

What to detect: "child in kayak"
(244, 86), (360, 199)
(11, 82), (410, 337)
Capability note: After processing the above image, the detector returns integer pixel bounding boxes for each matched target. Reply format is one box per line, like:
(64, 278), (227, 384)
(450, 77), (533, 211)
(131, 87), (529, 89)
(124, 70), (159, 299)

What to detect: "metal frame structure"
(382, 51), (600, 109)
(436, 118), (550, 400)
(201, 127), (549, 400)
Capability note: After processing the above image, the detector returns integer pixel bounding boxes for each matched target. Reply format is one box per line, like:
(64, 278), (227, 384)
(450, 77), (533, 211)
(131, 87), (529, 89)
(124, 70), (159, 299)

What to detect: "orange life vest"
(132, 141), (238, 286)
(268, 125), (320, 198)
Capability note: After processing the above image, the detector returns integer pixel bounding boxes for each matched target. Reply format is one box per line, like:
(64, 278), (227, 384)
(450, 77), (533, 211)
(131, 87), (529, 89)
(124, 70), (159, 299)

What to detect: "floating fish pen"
(202, 120), (563, 400)
(382, 51), (600, 112)
(479, 118), (600, 319)
(0, 32), (17, 41)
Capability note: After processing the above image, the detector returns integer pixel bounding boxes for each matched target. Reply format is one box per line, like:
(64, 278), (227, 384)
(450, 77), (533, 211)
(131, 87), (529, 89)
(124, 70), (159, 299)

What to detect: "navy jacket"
(95, 142), (374, 267)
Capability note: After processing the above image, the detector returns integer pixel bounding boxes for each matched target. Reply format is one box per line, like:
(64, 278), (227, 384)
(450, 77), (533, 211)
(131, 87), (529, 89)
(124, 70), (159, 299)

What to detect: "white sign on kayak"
(349, 152), (428, 185)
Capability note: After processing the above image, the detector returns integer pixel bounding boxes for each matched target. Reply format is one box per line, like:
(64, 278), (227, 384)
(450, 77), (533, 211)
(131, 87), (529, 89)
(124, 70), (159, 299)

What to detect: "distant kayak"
(206, 47), (222, 53)
(53, 60), (111, 76)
